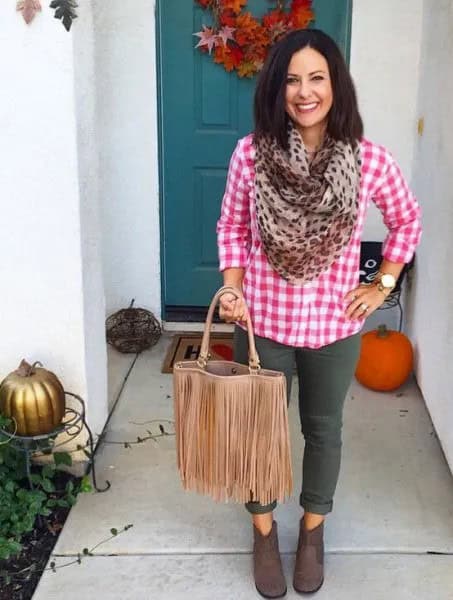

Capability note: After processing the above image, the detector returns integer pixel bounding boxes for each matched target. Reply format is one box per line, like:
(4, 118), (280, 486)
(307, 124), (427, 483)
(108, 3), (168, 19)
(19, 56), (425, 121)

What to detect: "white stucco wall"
(0, 4), (107, 436)
(93, 0), (161, 319)
(406, 0), (453, 471)
(350, 0), (423, 240)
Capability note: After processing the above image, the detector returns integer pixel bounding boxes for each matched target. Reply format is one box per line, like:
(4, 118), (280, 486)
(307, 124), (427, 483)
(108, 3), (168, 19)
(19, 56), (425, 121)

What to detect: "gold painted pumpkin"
(355, 325), (414, 392)
(0, 359), (65, 436)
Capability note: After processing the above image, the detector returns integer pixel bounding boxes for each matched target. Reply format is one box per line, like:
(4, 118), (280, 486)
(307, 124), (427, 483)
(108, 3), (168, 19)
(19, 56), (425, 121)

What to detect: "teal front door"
(158, 0), (352, 318)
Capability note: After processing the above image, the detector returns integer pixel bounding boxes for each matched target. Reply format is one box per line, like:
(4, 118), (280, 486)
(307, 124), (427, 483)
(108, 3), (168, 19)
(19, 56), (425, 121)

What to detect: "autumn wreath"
(194, 0), (314, 77)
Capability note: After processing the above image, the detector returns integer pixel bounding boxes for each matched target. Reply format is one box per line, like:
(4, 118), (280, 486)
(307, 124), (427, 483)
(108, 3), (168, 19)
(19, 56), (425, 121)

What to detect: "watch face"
(381, 274), (396, 288)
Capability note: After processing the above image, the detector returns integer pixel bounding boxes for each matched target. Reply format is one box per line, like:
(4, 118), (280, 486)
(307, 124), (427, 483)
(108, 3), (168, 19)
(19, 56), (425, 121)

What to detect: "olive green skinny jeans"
(233, 326), (361, 516)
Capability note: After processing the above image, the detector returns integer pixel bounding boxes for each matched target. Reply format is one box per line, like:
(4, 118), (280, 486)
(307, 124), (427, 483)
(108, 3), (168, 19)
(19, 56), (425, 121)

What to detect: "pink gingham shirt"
(217, 134), (422, 348)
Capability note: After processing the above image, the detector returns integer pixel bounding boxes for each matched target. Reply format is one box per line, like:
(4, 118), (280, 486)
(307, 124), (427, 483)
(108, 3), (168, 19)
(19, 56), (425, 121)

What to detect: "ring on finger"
(360, 302), (369, 312)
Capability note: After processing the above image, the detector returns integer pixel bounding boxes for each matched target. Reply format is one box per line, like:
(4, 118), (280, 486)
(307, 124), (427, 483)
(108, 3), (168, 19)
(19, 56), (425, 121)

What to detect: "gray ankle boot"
(253, 521), (287, 598)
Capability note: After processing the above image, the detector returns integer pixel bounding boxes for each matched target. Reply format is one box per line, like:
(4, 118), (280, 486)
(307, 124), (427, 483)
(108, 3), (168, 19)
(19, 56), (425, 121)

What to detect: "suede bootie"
(253, 521), (287, 599)
(293, 518), (324, 594)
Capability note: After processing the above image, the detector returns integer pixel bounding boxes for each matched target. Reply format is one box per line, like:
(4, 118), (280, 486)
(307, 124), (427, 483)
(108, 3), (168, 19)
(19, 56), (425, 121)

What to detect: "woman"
(216, 29), (421, 598)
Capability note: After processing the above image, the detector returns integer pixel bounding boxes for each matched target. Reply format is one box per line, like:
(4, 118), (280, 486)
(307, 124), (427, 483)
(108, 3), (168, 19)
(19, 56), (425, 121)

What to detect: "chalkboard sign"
(359, 241), (382, 285)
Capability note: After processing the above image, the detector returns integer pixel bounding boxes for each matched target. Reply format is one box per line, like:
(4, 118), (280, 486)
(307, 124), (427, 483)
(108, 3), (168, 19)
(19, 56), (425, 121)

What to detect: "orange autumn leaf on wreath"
(229, 45), (245, 66)
(262, 10), (288, 29)
(235, 13), (267, 46)
(214, 44), (244, 71)
(219, 13), (236, 27)
(262, 10), (290, 42)
(214, 46), (234, 71)
(237, 61), (257, 78)
(245, 43), (267, 64)
(220, 0), (247, 15)
(290, 0), (314, 28)
(291, 8), (313, 28)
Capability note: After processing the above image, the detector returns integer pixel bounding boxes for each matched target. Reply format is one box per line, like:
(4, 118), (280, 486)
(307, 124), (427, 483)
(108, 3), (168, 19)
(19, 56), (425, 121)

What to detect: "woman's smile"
(294, 102), (320, 114)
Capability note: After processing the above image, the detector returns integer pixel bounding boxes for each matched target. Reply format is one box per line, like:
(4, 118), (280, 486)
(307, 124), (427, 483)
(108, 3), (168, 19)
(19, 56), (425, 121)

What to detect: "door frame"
(343, 0), (353, 64)
(155, 0), (166, 319)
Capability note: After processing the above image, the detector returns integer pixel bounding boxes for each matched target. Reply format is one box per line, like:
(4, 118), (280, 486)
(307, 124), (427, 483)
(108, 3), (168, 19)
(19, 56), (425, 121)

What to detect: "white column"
(93, 0), (161, 318)
(0, 3), (108, 437)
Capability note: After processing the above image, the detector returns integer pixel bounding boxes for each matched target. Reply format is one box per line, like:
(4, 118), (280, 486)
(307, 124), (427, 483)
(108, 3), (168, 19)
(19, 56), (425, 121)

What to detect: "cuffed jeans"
(233, 326), (361, 516)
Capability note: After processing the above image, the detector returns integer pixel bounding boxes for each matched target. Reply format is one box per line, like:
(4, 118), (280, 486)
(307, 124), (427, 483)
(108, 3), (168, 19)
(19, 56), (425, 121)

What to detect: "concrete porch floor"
(33, 334), (453, 599)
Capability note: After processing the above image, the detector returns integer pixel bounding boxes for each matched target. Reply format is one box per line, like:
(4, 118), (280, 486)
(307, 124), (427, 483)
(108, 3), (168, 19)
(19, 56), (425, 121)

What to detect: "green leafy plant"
(0, 414), (92, 561)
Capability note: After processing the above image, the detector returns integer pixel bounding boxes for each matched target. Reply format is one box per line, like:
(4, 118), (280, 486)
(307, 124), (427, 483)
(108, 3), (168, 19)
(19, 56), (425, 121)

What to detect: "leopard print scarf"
(254, 124), (361, 284)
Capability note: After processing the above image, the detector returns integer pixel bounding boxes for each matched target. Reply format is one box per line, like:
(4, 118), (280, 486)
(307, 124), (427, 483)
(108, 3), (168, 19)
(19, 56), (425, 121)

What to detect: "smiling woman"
(216, 28), (422, 597)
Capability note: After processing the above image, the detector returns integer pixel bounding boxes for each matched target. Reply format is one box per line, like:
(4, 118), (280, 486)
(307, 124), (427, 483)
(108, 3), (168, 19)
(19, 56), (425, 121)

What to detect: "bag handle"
(197, 286), (261, 372)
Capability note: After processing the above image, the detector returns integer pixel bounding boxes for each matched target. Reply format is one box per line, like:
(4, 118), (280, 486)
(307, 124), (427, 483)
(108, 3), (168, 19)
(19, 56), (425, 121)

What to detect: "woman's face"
(285, 46), (333, 138)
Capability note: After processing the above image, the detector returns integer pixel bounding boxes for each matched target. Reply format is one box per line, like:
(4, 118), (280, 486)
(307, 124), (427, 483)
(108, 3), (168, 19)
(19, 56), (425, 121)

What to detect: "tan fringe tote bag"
(173, 286), (293, 505)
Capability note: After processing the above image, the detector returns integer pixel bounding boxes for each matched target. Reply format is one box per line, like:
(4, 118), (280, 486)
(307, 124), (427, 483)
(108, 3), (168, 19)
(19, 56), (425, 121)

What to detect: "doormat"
(162, 333), (233, 373)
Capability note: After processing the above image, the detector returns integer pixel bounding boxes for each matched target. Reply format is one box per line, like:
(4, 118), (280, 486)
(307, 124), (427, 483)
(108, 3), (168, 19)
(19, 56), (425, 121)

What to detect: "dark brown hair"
(254, 29), (363, 149)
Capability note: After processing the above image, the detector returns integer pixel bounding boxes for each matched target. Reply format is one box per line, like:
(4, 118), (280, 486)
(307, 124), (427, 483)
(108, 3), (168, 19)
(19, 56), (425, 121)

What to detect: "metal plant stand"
(0, 391), (110, 496)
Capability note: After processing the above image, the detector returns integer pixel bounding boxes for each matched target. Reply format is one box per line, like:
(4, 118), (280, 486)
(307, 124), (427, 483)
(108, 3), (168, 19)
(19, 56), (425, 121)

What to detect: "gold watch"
(374, 272), (396, 295)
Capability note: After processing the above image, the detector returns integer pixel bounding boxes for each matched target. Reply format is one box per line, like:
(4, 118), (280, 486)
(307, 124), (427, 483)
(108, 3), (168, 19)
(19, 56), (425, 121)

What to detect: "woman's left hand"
(344, 284), (388, 320)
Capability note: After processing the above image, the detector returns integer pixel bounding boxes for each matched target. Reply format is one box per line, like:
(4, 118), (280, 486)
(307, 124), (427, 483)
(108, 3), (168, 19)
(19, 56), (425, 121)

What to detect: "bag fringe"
(174, 368), (293, 505)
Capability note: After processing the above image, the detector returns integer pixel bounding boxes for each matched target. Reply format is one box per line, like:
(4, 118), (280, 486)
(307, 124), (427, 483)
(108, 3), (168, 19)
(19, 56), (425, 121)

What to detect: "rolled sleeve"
(216, 139), (252, 271)
(372, 153), (422, 263)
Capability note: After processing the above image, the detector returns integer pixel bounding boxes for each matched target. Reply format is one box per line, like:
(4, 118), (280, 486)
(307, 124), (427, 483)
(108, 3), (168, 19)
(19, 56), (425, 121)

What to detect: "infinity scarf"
(254, 124), (361, 284)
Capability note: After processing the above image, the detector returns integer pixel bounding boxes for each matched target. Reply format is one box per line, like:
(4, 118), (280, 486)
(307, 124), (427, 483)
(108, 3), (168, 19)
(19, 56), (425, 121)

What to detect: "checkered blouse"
(216, 134), (422, 348)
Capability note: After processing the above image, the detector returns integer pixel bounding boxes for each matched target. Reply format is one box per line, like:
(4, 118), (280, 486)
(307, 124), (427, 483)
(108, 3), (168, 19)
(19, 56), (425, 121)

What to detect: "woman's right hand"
(218, 291), (249, 323)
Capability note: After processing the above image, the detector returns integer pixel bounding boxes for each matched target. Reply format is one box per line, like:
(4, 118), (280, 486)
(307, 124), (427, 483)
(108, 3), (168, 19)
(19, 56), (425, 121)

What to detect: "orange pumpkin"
(355, 324), (414, 391)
